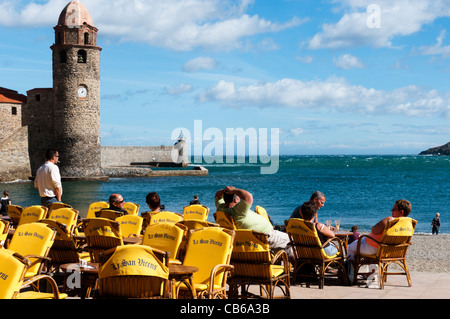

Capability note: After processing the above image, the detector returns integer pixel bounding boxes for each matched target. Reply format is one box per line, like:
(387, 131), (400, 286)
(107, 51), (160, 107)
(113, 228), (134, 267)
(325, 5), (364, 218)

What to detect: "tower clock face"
(78, 86), (88, 98)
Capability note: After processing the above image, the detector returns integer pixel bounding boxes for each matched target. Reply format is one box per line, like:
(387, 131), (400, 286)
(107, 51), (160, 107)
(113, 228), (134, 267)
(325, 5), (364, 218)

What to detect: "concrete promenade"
(288, 271), (450, 299)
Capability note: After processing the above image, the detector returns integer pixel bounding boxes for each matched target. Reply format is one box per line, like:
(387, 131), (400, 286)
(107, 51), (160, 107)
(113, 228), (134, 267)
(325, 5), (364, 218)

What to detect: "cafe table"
(334, 230), (353, 255)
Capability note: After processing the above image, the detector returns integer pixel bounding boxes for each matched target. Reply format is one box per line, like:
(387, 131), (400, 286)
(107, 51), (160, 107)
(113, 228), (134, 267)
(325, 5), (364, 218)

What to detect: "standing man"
(34, 148), (62, 207)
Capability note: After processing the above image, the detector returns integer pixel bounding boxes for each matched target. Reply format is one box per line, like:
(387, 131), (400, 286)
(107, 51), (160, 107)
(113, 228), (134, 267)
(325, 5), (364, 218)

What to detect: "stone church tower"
(50, 0), (102, 179)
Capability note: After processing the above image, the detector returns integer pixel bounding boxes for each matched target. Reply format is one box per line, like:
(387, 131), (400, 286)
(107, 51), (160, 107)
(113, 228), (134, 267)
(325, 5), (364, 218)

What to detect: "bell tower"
(51, 0), (103, 179)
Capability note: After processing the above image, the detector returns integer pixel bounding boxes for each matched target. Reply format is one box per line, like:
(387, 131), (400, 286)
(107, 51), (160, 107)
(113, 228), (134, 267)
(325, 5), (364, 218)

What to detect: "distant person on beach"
(289, 191), (326, 222)
(431, 213), (441, 235)
(190, 195), (201, 205)
(346, 199), (412, 262)
(146, 192), (165, 212)
(101, 193), (128, 215)
(215, 186), (293, 259)
(34, 148), (62, 207)
(348, 225), (360, 245)
(0, 190), (11, 216)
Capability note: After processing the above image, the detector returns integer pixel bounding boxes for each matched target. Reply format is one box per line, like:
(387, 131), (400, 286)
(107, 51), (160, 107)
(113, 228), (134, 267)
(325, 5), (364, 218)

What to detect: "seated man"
(215, 186), (293, 259)
(101, 193), (128, 215)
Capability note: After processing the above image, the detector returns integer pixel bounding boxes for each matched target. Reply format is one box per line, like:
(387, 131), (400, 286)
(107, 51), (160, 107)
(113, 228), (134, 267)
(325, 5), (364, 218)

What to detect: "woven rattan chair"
(116, 214), (143, 238)
(352, 217), (417, 289)
(17, 205), (48, 226)
(286, 218), (347, 289)
(255, 205), (272, 223)
(150, 211), (184, 225)
(123, 202), (140, 216)
(7, 205), (23, 228)
(44, 207), (79, 234)
(142, 222), (188, 265)
(38, 219), (90, 268)
(174, 227), (235, 299)
(182, 204), (209, 221)
(0, 219), (11, 248)
(8, 222), (56, 281)
(98, 245), (170, 299)
(229, 229), (290, 299)
(95, 209), (124, 220)
(82, 218), (123, 263)
(86, 201), (109, 219)
(47, 202), (72, 216)
(0, 249), (67, 299)
(213, 211), (237, 230)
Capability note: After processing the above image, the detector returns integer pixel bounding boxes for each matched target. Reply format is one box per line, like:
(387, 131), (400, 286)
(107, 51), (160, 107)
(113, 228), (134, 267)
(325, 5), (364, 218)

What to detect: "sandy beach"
(407, 234), (450, 273)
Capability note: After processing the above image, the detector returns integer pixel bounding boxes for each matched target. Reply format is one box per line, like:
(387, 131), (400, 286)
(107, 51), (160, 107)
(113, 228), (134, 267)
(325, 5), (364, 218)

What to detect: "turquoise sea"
(1, 155), (449, 234)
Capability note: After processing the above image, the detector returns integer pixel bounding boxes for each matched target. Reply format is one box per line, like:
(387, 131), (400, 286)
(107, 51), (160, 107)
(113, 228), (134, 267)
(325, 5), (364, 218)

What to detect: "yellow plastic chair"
(86, 201), (109, 219)
(7, 205), (23, 228)
(116, 214), (144, 238)
(352, 217), (417, 289)
(175, 227), (235, 299)
(0, 249), (67, 299)
(213, 211), (237, 230)
(98, 245), (170, 299)
(150, 211), (183, 225)
(17, 205), (48, 226)
(182, 204), (209, 221)
(95, 209), (124, 221)
(82, 218), (123, 263)
(142, 222), (188, 265)
(38, 219), (90, 268)
(123, 202), (140, 216)
(229, 229), (291, 299)
(0, 219), (11, 248)
(286, 218), (346, 288)
(255, 205), (272, 223)
(8, 222), (56, 280)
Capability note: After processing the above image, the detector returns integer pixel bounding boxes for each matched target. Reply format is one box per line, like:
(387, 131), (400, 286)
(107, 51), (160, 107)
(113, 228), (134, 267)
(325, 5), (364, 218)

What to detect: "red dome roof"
(57, 1), (94, 27)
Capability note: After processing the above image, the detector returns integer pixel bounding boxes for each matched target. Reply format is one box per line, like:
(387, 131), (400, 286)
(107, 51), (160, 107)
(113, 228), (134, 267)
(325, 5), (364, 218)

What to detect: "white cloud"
(0, 0), (304, 51)
(334, 54), (365, 69)
(199, 77), (450, 117)
(416, 29), (450, 57)
(165, 83), (194, 96)
(308, 0), (450, 49)
(183, 57), (218, 73)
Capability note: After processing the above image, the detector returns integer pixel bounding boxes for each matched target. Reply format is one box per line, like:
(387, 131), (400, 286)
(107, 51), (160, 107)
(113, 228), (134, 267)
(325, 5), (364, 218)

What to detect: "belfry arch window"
(60, 50), (67, 64)
(84, 32), (90, 45)
(77, 50), (87, 63)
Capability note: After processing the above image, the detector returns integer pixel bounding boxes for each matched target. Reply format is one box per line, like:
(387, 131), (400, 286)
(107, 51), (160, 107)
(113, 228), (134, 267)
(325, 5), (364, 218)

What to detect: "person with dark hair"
(289, 191), (326, 221)
(190, 195), (201, 205)
(300, 201), (338, 256)
(0, 190), (11, 216)
(34, 148), (62, 207)
(101, 193), (128, 214)
(431, 213), (441, 235)
(146, 192), (165, 212)
(215, 186), (293, 259)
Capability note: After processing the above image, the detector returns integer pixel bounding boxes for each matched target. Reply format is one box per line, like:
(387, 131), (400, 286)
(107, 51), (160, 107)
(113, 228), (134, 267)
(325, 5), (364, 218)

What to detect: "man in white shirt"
(34, 149), (63, 207)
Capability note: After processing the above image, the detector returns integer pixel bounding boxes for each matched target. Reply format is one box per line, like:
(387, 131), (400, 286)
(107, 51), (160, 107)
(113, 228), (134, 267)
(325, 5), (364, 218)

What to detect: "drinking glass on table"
(335, 219), (340, 231)
(326, 220), (332, 229)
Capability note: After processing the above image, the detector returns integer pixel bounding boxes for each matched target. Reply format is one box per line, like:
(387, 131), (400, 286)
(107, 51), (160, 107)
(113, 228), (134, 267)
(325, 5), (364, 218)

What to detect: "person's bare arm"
(224, 186), (253, 205)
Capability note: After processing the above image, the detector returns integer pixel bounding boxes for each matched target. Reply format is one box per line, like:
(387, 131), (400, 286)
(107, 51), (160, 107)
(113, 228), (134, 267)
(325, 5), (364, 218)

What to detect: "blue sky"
(1, 0), (449, 156)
